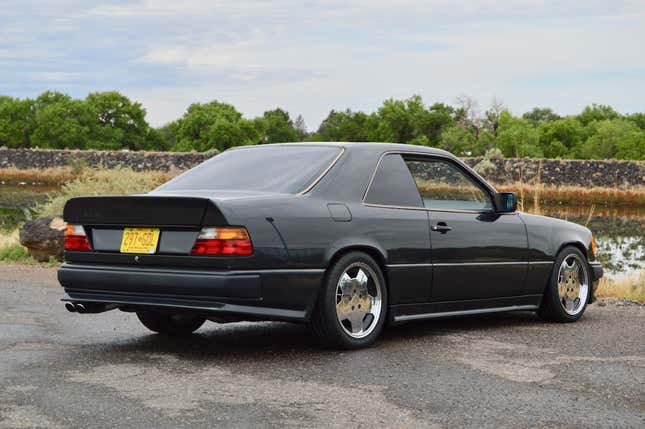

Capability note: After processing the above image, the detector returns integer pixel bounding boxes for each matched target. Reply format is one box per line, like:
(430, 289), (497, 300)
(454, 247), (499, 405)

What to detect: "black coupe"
(59, 143), (603, 348)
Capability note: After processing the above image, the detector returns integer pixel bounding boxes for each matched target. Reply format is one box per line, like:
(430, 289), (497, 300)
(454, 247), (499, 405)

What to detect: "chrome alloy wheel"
(557, 254), (589, 315)
(335, 262), (383, 339)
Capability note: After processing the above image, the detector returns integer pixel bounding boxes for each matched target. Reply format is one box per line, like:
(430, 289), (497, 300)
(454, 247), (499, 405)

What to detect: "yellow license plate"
(120, 228), (160, 254)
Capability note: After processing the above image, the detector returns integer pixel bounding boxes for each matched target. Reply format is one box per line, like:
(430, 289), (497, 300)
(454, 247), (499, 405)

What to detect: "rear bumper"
(589, 261), (603, 303)
(58, 263), (324, 322)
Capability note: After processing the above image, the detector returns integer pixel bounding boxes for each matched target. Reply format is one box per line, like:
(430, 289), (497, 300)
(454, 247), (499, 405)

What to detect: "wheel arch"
(555, 240), (589, 260)
(323, 243), (390, 304)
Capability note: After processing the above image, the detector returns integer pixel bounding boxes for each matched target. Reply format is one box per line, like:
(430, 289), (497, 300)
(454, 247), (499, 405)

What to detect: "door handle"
(431, 223), (452, 234)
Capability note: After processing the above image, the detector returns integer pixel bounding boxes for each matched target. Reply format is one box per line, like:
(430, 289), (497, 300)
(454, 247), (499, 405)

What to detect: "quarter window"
(364, 154), (423, 207)
(404, 158), (493, 211)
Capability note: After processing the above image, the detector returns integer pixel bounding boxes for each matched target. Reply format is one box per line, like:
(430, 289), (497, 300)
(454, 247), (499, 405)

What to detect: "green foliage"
(522, 107), (561, 125)
(0, 91), (157, 150)
(85, 91), (150, 150)
(496, 111), (543, 158)
(579, 120), (645, 160)
(0, 91), (643, 160)
(173, 101), (259, 152)
(317, 110), (370, 142)
(0, 96), (35, 148)
(255, 108), (299, 144)
(0, 243), (32, 263)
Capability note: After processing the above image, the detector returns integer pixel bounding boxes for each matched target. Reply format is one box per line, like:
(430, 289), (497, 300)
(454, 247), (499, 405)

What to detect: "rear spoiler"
(63, 196), (227, 227)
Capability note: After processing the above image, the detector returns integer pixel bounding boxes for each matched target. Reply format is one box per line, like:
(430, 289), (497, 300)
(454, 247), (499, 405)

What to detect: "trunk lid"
(64, 195), (227, 227)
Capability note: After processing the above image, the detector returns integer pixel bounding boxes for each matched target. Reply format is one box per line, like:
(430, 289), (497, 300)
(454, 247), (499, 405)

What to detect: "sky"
(1, 1), (644, 130)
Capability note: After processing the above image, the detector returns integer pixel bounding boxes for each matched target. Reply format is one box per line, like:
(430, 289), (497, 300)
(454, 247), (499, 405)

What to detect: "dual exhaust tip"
(64, 302), (117, 314)
(65, 302), (87, 313)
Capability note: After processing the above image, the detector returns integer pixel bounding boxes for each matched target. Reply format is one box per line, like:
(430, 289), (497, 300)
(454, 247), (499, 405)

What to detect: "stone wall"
(0, 148), (643, 187)
(0, 148), (212, 172)
(463, 157), (644, 188)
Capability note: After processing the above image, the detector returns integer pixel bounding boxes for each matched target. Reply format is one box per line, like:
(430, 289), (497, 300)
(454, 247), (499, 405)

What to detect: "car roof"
(228, 141), (455, 158)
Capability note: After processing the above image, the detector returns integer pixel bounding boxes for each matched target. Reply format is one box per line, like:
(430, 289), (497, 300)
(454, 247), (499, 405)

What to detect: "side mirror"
(495, 192), (517, 213)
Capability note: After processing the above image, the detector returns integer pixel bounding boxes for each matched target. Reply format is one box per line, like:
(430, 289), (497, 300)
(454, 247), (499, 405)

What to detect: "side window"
(364, 154), (423, 207)
(404, 157), (493, 211)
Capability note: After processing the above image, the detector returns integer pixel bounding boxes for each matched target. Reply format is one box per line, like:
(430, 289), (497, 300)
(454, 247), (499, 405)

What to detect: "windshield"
(157, 145), (342, 194)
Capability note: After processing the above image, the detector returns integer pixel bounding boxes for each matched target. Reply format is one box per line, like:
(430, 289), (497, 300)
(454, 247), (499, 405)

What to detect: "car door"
(362, 153), (432, 305)
(403, 155), (528, 301)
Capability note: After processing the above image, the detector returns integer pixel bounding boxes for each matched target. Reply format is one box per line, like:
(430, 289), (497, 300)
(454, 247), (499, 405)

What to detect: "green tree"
(368, 95), (431, 143)
(0, 96), (36, 148)
(31, 97), (93, 149)
(174, 101), (259, 151)
(522, 107), (561, 125)
(255, 108), (299, 143)
(538, 117), (584, 157)
(85, 91), (151, 150)
(157, 121), (179, 151)
(317, 109), (369, 142)
(496, 111), (543, 158)
(579, 119), (645, 160)
(438, 126), (478, 156)
(578, 104), (619, 126)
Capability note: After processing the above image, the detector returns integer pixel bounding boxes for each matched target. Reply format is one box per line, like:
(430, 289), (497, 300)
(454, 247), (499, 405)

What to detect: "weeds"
(596, 271), (645, 302)
(0, 230), (34, 264)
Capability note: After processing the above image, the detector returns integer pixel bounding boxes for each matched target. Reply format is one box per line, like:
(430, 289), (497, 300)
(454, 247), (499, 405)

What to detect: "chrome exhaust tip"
(65, 303), (76, 313)
(75, 303), (86, 314)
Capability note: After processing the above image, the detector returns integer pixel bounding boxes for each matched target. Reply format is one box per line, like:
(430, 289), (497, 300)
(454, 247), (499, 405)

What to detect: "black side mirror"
(495, 192), (517, 213)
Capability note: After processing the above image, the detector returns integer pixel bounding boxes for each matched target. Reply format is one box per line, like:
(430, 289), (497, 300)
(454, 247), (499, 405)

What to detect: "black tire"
(537, 246), (591, 323)
(136, 311), (206, 336)
(311, 251), (388, 349)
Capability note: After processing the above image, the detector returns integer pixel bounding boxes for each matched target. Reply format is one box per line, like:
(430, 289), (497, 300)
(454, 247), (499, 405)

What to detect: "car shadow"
(103, 311), (544, 361)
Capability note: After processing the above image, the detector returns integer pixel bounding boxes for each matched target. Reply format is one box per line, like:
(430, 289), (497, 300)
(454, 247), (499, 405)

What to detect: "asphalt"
(1, 263), (643, 428)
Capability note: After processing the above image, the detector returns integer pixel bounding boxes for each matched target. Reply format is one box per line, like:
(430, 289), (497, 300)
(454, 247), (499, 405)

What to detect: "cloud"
(0, 0), (643, 128)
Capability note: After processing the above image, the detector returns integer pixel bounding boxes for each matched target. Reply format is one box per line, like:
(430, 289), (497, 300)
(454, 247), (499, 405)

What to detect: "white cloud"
(1, 0), (644, 127)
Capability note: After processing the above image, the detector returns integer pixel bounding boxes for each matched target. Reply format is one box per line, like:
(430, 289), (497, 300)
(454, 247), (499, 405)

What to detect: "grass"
(0, 229), (34, 263)
(37, 167), (174, 216)
(595, 271), (645, 302)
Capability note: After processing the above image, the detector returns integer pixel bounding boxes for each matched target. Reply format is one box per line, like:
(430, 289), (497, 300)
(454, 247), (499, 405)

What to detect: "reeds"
(497, 183), (645, 208)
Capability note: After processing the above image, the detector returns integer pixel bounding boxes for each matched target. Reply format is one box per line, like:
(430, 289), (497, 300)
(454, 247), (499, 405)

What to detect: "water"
(1, 184), (643, 277)
(0, 183), (58, 230)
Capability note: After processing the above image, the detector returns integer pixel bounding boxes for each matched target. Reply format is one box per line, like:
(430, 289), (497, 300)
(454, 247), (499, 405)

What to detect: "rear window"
(157, 145), (342, 194)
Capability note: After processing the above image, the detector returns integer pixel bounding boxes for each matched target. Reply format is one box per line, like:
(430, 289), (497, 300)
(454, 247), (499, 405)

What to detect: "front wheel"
(311, 252), (387, 349)
(137, 311), (206, 336)
(537, 246), (591, 323)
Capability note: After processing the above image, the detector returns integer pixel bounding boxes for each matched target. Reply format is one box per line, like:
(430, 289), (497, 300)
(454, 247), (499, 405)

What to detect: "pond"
(1, 184), (643, 278)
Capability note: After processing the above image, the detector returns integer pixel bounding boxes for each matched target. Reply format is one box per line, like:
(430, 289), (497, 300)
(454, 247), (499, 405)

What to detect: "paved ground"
(1, 263), (644, 429)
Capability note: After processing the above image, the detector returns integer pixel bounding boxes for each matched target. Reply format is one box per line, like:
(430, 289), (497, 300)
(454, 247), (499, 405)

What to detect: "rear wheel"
(311, 252), (387, 349)
(538, 246), (591, 323)
(136, 311), (206, 336)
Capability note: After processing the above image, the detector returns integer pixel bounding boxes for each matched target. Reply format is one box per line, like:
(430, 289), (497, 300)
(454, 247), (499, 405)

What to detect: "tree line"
(1, 91), (643, 160)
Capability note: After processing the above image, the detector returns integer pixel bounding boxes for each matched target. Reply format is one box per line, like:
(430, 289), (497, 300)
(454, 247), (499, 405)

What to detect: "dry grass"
(0, 166), (78, 184)
(37, 167), (174, 216)
(497, 183), (645, 208)
(596, 271), (645, 302)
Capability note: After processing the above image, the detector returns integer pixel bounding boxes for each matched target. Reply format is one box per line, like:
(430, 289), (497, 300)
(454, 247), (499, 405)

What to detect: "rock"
(19, 216), (66, 262)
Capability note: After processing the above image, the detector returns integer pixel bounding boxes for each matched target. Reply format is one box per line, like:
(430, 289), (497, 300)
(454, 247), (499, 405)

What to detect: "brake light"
(191, 227), (253, 255)
(64, 224), (91, 251)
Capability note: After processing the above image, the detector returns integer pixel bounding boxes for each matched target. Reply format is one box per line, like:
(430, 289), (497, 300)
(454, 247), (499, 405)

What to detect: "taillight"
(191, 227), (253, 255)
(64, 224), (91, 251)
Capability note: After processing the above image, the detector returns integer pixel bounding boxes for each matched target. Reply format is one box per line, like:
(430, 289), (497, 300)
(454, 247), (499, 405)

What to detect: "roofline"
(226, 142), (452, 156)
